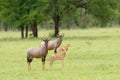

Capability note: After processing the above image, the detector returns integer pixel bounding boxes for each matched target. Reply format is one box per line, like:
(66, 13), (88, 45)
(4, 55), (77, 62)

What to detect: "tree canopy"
(0, 0), (120, 38)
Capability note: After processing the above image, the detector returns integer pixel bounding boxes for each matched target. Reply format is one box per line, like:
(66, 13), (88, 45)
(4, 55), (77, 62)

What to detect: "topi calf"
(49, 44), (70, 69)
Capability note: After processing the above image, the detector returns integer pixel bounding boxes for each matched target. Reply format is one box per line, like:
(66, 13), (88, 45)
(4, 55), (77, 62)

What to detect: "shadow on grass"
(64, 35), (120, 40)
(0, 37), (42, 42)
(0, 35), (119, 41)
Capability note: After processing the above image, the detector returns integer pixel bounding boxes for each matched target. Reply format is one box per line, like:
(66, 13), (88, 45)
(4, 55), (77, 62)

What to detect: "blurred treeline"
(0, 0), (120, 38)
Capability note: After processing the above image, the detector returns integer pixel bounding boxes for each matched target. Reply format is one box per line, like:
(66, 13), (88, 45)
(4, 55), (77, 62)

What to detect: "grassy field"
(0, 28), (120, 80)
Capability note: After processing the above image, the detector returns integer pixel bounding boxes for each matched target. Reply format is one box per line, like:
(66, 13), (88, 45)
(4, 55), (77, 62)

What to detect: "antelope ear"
(66, 44), (70, 47)
(42, 39), (45, 41)
(61, 48), (65, 51)
(57, 34), (60, 37)
(69, 44), (71, 47)
(61, 33), (64, 37)
(48, 39), (51, 41)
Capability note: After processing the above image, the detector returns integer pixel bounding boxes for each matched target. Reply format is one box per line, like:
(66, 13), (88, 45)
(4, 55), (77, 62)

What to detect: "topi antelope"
(41, 34), (64, 54)
(50, 44), (70, 69)
(27, 38), (49, 70)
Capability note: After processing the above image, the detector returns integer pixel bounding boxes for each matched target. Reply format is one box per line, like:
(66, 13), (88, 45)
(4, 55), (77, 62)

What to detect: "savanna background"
(0, 0), (120, 80)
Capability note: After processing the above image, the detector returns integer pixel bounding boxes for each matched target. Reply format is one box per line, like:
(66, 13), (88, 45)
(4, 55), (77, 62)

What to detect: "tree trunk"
(45, 21), (49, 29)
(31, 21), (38, 38)
(3, 23), (8, 32)
(119, 18), (120, 25)
(67, 21), (71, 30)
(21, 26), (24, 39)
(109, 21), (113, 27)
(53, 14), (60, 37)
(81, 8), (86, 28)
(74, 18), (79, 26)
(25, 24), (28, 38)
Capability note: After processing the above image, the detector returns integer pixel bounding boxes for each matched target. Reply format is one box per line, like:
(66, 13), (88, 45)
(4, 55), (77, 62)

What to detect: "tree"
(3, 22), (8, 31)
(47, 0), (76, 36)
(0, 0), (27, 38)
(16, 0), (47, 38)
(0, 0), (46, 38)
(22, 0), (46, 38)
(86, 0), (120, 27)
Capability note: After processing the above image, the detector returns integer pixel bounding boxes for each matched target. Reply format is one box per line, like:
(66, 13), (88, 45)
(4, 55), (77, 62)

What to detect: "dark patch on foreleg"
(27, 56), (33, 71)
(42, 56), (46, 70)
(27, 56), (33, 63)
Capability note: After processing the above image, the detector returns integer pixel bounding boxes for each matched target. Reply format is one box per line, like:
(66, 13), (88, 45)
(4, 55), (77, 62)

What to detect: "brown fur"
(27, 39), (49, 70)
(49, 44), (70, 69)
(41, 34), (64, 53)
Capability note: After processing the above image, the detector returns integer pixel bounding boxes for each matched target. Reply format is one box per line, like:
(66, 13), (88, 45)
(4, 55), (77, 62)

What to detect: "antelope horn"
(61, 33), (64, 36)
(47, 37), (51, 41)
(41, 37), (46, 41)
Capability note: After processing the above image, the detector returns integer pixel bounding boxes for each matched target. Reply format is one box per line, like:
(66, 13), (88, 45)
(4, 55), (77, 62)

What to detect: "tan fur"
(49, 44), (70, 69)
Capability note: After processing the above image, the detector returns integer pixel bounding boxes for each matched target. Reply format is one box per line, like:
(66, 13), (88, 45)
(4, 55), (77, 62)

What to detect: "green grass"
(0, 27), (120, 80)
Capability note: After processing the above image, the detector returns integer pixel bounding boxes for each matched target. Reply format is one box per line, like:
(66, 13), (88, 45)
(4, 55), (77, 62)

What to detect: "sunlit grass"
(0, 27), (120, 80)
